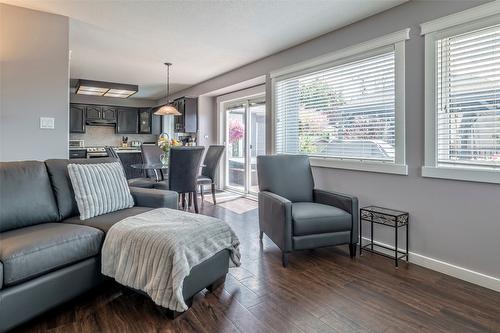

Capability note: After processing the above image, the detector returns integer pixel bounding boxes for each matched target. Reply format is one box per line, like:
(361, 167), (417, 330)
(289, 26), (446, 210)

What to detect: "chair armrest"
(130, 187), (178, 209)
(258, 191), (293, 252)
(313, 189), (358, 244)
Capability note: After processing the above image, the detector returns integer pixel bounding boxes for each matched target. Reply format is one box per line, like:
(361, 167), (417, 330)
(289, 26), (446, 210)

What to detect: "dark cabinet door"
(86, 105), (102, 120)
(173, 97), (197, 133)
(151, 113), (163, 135)
(174, 99), (185, 133)
(69, 104), (86, 133)
(138, 108), (152, 134)
(184, 98), (198, 133)
(116, 108), (138, 134)
(101, 106), (116, 121)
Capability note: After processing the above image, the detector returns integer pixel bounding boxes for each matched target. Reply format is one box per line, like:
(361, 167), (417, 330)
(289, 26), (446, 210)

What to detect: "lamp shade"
(154, 105), (181, 116)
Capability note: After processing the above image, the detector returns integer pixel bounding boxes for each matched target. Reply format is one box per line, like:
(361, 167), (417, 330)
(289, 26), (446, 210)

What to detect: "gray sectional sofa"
(0, 158), (230, 332)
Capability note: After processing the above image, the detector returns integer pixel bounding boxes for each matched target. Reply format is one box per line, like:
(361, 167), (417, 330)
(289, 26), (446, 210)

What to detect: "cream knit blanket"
(101, 208), (241, 311)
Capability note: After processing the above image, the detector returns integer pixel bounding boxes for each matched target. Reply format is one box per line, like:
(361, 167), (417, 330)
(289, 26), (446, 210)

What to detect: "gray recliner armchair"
(257, 155), (358, 267)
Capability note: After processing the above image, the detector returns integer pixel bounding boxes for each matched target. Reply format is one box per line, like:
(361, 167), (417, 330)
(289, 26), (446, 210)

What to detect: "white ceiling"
(3, 0), (406, 99)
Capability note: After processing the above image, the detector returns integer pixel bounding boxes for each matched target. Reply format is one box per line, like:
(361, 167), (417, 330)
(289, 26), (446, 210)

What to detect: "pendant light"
(154, 62), (181, 116)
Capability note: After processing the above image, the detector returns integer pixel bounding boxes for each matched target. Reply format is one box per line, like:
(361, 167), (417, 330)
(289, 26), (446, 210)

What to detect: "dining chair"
(141, 143), (165, 180)
(104, 147), (155, 189)
(154, 146), (205, 213)
(197, 145), (225, 205)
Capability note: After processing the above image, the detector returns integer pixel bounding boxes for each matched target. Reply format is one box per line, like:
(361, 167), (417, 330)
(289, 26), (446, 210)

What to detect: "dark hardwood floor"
(14, 198), (500, 333)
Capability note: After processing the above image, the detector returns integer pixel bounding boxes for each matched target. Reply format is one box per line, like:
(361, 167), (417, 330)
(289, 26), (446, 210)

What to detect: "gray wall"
(197, 96), (217, 147)
(168, 1), (500, 279)
(0, 4), (69, 161)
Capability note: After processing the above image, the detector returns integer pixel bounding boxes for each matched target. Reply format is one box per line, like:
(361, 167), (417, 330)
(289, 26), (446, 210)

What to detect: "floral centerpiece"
(157, 133), (181, 164)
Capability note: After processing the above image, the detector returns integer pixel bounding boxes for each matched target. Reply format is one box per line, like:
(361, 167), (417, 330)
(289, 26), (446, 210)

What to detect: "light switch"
(40, 117), (55, 129)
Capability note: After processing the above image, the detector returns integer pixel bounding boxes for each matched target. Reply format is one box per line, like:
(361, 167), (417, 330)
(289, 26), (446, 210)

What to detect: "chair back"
(104, 147), (119, 159)
(257, 154), (314, 202)
(169, 146), (205, 193)
(201, 145), (225, 180)
(141, 144), (163, 178)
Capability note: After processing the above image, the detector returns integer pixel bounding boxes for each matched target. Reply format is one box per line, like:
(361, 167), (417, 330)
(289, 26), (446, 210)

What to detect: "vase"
(160, 150), (169, 165)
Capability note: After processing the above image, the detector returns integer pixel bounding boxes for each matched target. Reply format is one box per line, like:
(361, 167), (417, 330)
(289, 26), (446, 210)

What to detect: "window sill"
(310, 157), (408, 175)
(422, 166), (500, 184)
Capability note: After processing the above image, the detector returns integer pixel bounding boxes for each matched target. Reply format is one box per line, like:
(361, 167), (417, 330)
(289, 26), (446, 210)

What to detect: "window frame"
(270, 29), (410, 175)
(422, 9), (500, 184)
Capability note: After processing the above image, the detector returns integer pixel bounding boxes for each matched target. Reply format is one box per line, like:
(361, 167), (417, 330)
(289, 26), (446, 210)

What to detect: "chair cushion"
(128, 178), (155, 189)
(197, 175), (212, 185)
(0, 223), (103, 287)
(0, 161), (59, 232)
(292, 202), (351, 236)
(63, 207), (154, 233)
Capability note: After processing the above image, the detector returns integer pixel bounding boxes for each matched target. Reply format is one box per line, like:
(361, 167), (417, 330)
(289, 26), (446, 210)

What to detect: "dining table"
(130, 163), (168, 182)
(130, 162), (206, 182)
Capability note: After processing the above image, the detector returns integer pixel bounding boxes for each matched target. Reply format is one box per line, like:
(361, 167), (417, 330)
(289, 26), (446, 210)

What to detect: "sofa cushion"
(45, 158), (117, 220)
(128, 178), (155, 189)
(0, 161), (59, 232)
(0, 223), (103, 287)
(292, 202), (352, 236)
(63, 207), (153, 233)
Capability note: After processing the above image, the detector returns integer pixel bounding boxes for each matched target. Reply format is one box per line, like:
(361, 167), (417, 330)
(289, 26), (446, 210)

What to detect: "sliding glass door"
(224, 96), (266, 195)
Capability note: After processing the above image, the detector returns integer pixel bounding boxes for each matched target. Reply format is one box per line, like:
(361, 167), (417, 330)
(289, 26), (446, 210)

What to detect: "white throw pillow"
(68, 162), (134, 220)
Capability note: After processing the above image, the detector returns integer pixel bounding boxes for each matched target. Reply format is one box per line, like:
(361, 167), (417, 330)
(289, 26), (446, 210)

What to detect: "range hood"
(86, 119), (115, 126)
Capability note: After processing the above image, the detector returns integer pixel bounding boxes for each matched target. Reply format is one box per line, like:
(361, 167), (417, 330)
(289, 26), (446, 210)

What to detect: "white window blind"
(436, 23), (500, 168)
(275, 51), (396, 162)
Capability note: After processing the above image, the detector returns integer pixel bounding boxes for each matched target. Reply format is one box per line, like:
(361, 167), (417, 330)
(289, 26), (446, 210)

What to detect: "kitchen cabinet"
(101, 106), (117, 121)
(138, 108), (152, 134)
(85, 105), (116, 122)
(151, 113), (163, 135)
(116, 108), (139, 134)
(86, 105), (102, 121)
(69, 104), (86, 133)
(173, 97), (198, 133)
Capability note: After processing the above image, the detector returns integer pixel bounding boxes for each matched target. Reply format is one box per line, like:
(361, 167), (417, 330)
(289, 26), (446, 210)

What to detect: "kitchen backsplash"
(70, 126), (158, 147)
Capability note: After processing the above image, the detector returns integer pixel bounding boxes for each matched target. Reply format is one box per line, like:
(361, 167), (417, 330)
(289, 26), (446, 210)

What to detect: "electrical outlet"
(40, 117), (55, 129)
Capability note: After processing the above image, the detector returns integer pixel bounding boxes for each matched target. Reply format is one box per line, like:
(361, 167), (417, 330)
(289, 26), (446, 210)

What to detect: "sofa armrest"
(130, 187), (178, 209)
(258, 191), (293, 252)
(313, 189), (358, 244)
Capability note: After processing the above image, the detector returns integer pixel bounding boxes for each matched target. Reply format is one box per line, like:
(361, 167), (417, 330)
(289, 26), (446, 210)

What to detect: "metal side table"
(360, 206), (409, 267)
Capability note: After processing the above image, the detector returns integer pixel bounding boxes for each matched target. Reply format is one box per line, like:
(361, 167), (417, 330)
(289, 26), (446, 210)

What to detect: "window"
(422, 4), (500, 184)
(271, 30), (409, 175)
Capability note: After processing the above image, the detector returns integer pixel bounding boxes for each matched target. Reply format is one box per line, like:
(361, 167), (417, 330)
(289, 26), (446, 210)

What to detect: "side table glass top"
(361, 206), (408, 217)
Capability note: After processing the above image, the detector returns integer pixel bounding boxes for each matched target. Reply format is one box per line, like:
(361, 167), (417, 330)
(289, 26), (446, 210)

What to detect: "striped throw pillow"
(68, 162), (134, 220)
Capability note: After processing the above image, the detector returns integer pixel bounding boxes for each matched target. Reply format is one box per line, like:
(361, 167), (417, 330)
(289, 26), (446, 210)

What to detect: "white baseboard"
(361, 237), (500, 292)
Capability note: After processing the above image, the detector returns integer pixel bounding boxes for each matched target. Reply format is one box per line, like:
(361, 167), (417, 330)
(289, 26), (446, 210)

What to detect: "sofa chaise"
(0, 158), (230, 332)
